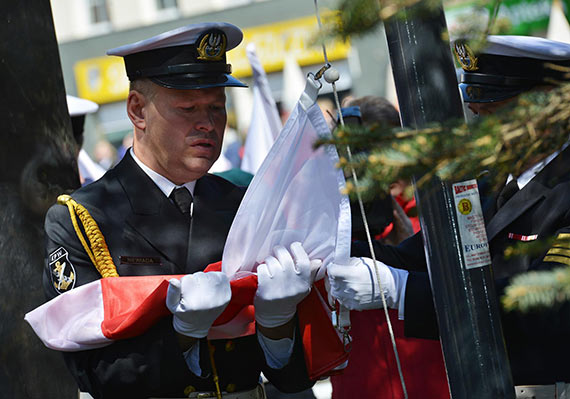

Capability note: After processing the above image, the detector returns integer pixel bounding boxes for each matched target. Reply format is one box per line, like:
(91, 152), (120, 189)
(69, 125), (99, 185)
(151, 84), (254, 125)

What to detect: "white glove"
(327, 257), (408, 311)
(254, 242), (322, 328)
(166, 272), (231, 338)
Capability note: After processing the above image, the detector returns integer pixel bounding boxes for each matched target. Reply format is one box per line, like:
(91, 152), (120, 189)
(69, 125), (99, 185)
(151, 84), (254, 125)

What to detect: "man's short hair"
(129, 79), (157, 100)
(343, 96), (401, 127)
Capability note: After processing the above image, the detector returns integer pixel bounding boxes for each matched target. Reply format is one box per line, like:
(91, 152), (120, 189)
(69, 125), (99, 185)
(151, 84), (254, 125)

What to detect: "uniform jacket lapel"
(486, 145), (570, 241)
(485, 182), (546, 241)
(114, 152), (189, 272)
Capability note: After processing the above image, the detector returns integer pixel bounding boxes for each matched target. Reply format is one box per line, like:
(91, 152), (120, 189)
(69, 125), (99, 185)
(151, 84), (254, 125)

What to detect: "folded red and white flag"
(25, 262), (345, 379)
(25, 262), (257, 351)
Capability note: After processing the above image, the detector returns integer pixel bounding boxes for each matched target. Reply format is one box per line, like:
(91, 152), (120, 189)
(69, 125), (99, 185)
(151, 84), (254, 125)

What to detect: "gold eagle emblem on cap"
(454, 42), (479, 72)
(197, 31), (227, 61)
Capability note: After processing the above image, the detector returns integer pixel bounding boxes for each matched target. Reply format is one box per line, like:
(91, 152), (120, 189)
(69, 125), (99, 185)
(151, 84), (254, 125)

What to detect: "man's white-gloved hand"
(254, 242), (321, 328)
(166, 272), (231, 338)
(327, 257), (408, 311)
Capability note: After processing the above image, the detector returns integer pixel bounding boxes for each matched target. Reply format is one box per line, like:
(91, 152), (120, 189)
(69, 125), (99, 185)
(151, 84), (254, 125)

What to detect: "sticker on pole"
(452, 179), (491, 269)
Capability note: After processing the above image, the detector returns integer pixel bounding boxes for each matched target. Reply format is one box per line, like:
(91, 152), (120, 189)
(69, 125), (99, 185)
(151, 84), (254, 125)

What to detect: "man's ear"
(127, 90), (146, 131)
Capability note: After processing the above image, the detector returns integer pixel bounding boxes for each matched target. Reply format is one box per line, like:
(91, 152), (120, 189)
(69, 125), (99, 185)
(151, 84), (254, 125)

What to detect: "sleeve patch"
(49, 247), (76, 294)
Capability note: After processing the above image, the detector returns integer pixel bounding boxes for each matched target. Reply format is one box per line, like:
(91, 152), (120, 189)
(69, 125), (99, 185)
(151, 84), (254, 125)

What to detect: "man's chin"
(184, 159), (216, 178)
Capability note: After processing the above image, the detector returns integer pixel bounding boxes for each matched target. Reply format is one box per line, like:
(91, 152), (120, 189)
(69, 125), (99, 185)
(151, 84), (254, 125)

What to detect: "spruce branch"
(502, 267), (570, 312)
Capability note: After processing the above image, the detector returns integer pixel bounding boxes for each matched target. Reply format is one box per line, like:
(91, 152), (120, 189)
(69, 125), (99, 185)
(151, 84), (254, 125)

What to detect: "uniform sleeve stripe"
(543, 255), (570, 266)
(546, 248), (570, 257)
(555, 233), (570, 240)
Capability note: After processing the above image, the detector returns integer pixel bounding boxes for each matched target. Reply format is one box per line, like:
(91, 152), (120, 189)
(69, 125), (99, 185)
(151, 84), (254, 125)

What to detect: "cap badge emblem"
(197, 31), (227, 61)
(454, 42), (479, 72)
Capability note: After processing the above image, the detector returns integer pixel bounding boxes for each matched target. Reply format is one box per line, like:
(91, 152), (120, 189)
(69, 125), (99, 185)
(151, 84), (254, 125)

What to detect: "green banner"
(444, 0), (559, 35)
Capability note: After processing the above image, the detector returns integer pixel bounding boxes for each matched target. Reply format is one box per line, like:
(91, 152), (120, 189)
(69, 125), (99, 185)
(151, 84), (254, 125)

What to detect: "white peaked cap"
(106, 22), (243, 57)
(66, 95), (99, 117)
(485, 35), (570, 60)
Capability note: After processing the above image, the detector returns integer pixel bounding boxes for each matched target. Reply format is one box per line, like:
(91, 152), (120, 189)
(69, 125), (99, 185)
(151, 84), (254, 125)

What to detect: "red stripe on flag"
(101, 276), (174, 340)
(100, 262), (259, 340)
(204, 261), (258, 326)
(298, 279), (349, 380)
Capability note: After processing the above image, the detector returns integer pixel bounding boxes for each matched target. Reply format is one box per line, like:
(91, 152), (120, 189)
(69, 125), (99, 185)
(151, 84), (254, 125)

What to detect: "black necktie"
(170, 187), (193, 217)
(496, 179), (519, 209)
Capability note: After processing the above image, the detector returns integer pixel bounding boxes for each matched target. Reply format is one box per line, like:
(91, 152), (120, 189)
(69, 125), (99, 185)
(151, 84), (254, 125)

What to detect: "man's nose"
(195, 109), (215, 132)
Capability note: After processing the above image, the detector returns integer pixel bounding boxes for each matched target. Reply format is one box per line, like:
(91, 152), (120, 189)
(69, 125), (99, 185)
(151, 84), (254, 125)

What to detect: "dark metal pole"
(384, 4), (515, 398)
(384, 4), (464, 126)
(0, 0), (80, 397)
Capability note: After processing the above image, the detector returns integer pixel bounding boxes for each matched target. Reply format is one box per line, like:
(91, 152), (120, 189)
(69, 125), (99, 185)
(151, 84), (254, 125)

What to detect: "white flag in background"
(241, 43), (283, 174)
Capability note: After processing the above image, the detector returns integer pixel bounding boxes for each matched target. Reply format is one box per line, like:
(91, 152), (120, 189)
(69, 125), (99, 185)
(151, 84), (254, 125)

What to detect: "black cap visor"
(150, 73), (247, 90)
(459, 83), (530, 103)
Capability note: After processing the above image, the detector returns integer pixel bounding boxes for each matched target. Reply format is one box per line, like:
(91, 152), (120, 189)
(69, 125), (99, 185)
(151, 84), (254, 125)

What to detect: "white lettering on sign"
(452, 179), (491, 269)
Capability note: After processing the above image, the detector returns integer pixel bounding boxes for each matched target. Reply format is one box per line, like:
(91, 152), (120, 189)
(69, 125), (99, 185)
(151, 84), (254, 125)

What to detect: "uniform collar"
(486, 142), (570, 241)
(507, 138), (570, 190)
(129, 147), (196, 197)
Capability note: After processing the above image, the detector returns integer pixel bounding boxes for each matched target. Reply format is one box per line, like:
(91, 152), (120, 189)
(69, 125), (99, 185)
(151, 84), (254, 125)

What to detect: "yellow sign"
(73, 13), (350, 104)
(228, 13), (351, 77)
(457, 199), (473, 215)
(74, 56), (129, 104)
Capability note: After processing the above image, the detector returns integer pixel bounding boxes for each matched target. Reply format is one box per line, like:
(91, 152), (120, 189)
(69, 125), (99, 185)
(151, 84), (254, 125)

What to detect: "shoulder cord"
(57, 194), (119, 278)
(313, 1), (409, 397)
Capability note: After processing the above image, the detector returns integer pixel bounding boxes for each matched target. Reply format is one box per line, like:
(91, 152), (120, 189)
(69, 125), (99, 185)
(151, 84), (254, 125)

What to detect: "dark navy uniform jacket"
(352, 145), (570, 385)
(43, 151), (313, 399)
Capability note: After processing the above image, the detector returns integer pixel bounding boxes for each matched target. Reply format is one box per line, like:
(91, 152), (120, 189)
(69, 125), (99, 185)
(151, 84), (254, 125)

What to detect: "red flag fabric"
(98, 262), (258, 340)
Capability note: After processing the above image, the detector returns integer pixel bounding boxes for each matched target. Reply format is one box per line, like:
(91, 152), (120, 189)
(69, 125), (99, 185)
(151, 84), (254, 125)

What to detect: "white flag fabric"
(222, 76), (351, 280)
(25, 279), (111, 351)
(547, 0), (570, 43)
(229, 86), (253, 136)
(241, 43), (283, 175)
(281, 53), (306, 116)
(78, 149), (106, 184)
(209, 151), (233, 173)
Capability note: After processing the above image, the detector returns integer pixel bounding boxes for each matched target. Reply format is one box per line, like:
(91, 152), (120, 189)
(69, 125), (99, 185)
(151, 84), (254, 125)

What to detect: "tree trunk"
(0, 0), (80, 397)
